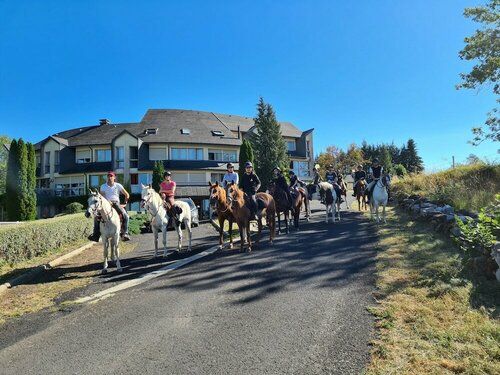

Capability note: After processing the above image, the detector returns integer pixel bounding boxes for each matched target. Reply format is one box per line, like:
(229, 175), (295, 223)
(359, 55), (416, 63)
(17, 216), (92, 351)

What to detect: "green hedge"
(0, 213), (93, 265)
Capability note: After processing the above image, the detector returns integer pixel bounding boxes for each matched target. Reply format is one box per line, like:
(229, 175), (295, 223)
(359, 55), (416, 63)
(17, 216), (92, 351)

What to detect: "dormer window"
(144, 128), (158, 135)
(211, 130), (224, 137)
(181, 128), (190, 135)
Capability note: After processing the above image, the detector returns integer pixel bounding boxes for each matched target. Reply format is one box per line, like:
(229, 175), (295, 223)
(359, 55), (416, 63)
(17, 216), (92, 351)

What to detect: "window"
(44, 151), (50, 174)
(139, 173), (152, 186)
(291, 161), (310, 178)
(210, 173), (225, 183)
(306, 140), (311, 157)
(130, 146), (138, 168)
(287, 141), (296, 151)
(149, 147), (167, 161)
(54, 182), (84, 197)
(211, 130), (224, 137)
(116, 146), (124, 169)
(130, 173), (138, 185)
(36, 155), (41, 171)
(174, 172), (205, 186)
(54, 150), (60, 173)
(95, 149), (111, 162)
(171, 148), (203, 160)
(208, 149), (237, 162)
(36, 178), (50, 189)
(76, 149), (91, 164)
(144, 128), (158, 135)
(180, 128), (190, 135)
(89, 175), (106, 188)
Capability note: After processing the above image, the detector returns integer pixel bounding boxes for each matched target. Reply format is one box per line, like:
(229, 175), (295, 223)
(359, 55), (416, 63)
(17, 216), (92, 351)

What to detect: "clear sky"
(0, 0), (497, 170)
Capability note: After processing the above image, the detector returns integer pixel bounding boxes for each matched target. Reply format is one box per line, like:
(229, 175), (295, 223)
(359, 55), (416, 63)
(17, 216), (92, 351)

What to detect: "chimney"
(99, 118), (110, 126)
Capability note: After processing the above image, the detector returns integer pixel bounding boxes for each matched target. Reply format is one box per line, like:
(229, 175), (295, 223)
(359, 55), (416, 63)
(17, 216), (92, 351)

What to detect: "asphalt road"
(0, 200), (377, 375)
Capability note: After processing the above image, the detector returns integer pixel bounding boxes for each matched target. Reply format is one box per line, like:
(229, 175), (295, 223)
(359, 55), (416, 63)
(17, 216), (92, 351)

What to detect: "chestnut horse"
(208, 181), (235, 250)
(227, 182), (276, 252)
(354, 179), (368, 211)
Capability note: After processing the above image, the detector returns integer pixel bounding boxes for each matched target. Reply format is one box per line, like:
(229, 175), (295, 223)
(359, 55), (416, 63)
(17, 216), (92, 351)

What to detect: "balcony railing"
(36, 188), (85, 197)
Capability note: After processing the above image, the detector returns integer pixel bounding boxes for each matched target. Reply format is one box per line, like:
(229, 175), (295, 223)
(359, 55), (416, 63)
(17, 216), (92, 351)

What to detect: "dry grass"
(392, 164), (500, 213)
(365, 207), (500, 375)
(0, 241), (136, 325)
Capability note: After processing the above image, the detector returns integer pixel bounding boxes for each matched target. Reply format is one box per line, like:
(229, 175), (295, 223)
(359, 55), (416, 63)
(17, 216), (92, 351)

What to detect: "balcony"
(36, 187), (85, 197)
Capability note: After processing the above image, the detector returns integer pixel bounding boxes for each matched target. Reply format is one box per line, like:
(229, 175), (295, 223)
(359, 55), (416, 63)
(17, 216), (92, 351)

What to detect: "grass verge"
(365, 206), (500, 375)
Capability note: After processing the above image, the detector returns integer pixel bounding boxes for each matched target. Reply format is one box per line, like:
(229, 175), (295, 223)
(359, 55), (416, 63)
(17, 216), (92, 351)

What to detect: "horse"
(337, 175), (349, 209)
(226, 182), (276, 252)
(140, 184), (192, 257)
(266, 181), (292, 234)
(369, 175), (390, 223)
(296, 185), (311, 222)
(86, 190), (122, 274)
(354, 179), (368, 211)
(208, 181), (235, 250)
(307, 182), (338, 223)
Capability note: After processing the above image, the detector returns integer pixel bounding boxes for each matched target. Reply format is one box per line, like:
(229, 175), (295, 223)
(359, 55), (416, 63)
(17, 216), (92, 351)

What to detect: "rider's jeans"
(112, 202), (129, 233)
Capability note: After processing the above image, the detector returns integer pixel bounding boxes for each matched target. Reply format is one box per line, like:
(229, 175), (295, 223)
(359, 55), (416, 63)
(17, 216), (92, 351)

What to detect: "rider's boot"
(88, 219), (100, 242)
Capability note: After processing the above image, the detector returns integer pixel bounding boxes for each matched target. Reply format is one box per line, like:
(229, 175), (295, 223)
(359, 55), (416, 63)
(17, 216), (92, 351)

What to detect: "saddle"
(97, 204), (125, 234)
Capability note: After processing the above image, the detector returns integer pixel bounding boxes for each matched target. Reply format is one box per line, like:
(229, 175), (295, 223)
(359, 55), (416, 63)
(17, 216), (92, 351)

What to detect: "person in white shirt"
(88, 171), (130, 241)
(222, 162), (239, 189)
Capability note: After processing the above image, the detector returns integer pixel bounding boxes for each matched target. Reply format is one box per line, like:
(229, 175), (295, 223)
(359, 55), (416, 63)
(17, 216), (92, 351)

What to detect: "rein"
(95, 195), (114, 222)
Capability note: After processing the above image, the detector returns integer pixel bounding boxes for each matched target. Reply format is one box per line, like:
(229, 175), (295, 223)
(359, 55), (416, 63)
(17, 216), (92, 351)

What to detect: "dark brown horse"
(227, 182), (275, 252)
(208, 182), (235, 250)
(267, 181), (307, 231)
(337, 175), (349, 209)
(354, 179), (367, 211)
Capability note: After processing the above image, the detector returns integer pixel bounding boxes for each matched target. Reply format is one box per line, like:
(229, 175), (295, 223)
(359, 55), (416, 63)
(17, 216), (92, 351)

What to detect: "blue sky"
(0, 0), (497, 170)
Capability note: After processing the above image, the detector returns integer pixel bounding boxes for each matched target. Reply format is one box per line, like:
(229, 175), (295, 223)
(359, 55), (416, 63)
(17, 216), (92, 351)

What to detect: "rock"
(402, 199), (415, 207)
(468, 255), (498, 280)
(491, 242), (500, 282)
(450, 226), (462, 237)
(445, 214), (456, 223)
(441, 205), (454, 215)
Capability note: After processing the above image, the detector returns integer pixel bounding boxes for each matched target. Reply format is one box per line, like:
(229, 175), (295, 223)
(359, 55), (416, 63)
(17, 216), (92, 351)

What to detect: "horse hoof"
(218, 245), (223, 250)
(229, 243), (233, 249)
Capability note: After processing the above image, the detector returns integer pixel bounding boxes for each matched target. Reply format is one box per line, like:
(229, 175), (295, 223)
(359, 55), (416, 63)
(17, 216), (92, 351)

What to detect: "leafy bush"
(0, 213), (93, 265)
(65, 202), (85, 214)
(128, 213), (149, 235)
(455, 194), (500, 261)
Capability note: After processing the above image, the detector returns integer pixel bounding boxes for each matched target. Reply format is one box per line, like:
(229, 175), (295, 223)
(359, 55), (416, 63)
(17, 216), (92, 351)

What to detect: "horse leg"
(246, 221), (252, 253)
(228, 219), (234, 249)
(176, 221), (183, 252)
(285, 210), (289, 234)
(268, 213), (274, 244)
(375, 202), (380, 223)
(337, 203), (341, 221)
(277, 212), (281, 234)
(153, 226), (159, 257)
(102, 238), (109, 274)
(186, 219), (192, 251)
(238, 220), (245, 252)
(114, 235), (122, 272)
(218, 217), (225, 250)
(382, 202), (387, 224)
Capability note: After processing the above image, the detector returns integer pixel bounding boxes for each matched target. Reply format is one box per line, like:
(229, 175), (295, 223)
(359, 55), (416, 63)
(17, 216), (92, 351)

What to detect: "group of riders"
(87, 158), (387, 242)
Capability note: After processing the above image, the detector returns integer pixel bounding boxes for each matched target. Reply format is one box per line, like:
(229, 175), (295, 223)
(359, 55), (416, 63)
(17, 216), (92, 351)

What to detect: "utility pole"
(452, 156), (455, 169)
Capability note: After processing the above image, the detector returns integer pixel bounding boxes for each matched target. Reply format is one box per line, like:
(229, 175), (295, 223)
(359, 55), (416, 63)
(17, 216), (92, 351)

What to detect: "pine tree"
(405, 138), (424, 173)
(250, 97), (289, 188)
(238, 139), (254, 184)
(0, 135), (11, 195)
(26, 143), (37, 220)
(152, 160), (165, 192)
(378, 146), (393, 174)
(6, 139), (19, 221)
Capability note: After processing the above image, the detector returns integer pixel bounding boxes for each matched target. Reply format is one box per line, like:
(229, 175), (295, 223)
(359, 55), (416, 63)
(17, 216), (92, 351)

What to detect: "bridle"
(89, 194), (114, 222)
(141, 190), (161, 218)
(210, 187), (231, 213)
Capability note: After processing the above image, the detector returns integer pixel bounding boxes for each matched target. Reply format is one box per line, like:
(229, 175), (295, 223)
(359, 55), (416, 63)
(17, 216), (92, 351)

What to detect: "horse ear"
(148, 183), (152, 189)
(231, 181), (235, 186)
(88, 188), (93, 195)
(215, 181), (219, 187)
(141, 183), (147, 189)
(208, 181), (212, 187)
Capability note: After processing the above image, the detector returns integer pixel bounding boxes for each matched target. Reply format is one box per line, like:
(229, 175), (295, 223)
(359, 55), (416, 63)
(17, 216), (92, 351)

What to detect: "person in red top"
(159, 171), (182, 222)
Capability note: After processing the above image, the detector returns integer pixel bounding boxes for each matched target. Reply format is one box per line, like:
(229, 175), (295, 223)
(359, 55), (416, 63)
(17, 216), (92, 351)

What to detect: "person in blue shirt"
(222, 162), (239, 189)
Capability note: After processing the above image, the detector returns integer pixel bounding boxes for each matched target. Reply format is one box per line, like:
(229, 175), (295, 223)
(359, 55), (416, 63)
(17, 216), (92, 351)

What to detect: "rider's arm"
(119, 184), (130, 203)
(234, 173), (239, 186)
(255, 174), (261, 192)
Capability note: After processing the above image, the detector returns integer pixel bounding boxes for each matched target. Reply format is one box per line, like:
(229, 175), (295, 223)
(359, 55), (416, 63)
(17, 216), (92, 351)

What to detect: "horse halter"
(90, 194), (113, 222)
(211, 187), (230, 213)
(141, 190), (160, 218)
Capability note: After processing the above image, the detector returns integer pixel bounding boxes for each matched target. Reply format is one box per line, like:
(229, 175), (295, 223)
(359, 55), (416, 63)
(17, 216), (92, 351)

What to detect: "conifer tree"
(238, 139), (254, 183)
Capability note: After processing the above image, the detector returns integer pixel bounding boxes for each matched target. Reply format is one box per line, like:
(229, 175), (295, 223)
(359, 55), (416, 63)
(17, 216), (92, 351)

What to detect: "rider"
(160, 171), (182, 223)
(324, 164), (343, 203)
(88, 171), (130, 242)
(222, 162), (239, 189)
(312, 165), (322, 185)
(289, 170), (305, 190)
(272, 167), (293, 207)
(240, 161), (261, 220)
(352, 164), (367, 197)
(365, 158), (384, 203)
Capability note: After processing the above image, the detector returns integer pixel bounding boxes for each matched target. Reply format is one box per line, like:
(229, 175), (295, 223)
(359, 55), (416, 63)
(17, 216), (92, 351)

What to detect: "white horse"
(369, 175), (390, 223)
(307, 182), (339, 223)
(140, 184), (192, 257)
(86, 190), (122, 274)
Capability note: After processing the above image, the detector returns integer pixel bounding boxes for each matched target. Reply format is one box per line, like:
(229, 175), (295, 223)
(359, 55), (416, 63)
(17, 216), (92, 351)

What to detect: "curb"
(0, 242), (95, 296)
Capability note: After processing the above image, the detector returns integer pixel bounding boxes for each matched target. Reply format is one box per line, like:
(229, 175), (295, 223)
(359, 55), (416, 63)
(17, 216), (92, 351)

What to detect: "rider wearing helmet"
(160, 171), (182, 224)
(312, 165), (322, 185)
(352, 164), (367, 197)
(289, 170), (305, 190)
(240, 161), (261, 220)
(365, 158), (384, 202)
(272, 167), (292, 207)
(222, 162), (239, 188)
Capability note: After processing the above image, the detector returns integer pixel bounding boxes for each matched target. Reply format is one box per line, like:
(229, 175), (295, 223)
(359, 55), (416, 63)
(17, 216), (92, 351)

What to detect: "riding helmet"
(164, 171), (172, 177)
(245, 161), (253, 168)
(227, 162), (234, 168)
(289, 170), (295, 175)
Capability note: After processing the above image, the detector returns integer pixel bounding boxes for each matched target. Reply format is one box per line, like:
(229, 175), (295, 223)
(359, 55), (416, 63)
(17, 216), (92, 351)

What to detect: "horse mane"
(231, 184), (245, 207)
(148, 188), (163, 207)
(215, 185), (227, 202)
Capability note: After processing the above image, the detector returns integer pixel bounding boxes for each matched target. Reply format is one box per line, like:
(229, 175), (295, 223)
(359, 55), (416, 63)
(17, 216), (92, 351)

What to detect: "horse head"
(267, 181), (277, 195)
(307, 183), (319, 200)
(208, 181), (226, 209)
(140, 183), (156, 210)
(381, 175), (391, 189)
(86, 189), (102, 218)
(226, 181), (243, 208)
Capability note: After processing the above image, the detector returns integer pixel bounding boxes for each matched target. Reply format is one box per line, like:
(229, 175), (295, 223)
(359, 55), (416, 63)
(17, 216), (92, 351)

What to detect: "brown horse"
(337, 175), (349, 209)
(227, 182), (276, 252)
(208, 182), (235, 250)
(266, 182), (291, 233)
(354, 179), (367, 211)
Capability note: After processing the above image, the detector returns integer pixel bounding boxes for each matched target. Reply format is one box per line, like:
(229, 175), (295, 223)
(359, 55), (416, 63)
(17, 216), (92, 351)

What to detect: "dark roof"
(35, 109), (307, 149)
(139, 160), (229, 172)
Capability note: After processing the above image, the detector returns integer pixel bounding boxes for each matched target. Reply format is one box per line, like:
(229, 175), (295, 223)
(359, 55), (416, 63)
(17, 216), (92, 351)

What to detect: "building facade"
(34, 109), (314, 218)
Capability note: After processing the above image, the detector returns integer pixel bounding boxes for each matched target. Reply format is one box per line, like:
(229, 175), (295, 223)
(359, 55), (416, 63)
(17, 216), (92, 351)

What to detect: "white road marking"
(74, 245), (225, 304)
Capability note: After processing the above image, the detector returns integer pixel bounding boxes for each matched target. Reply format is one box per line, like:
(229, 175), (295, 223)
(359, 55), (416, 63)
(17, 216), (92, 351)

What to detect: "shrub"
(0, 213), (93, 265)
(128, 213), (149, 235)
(65, 202), (85, 214)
